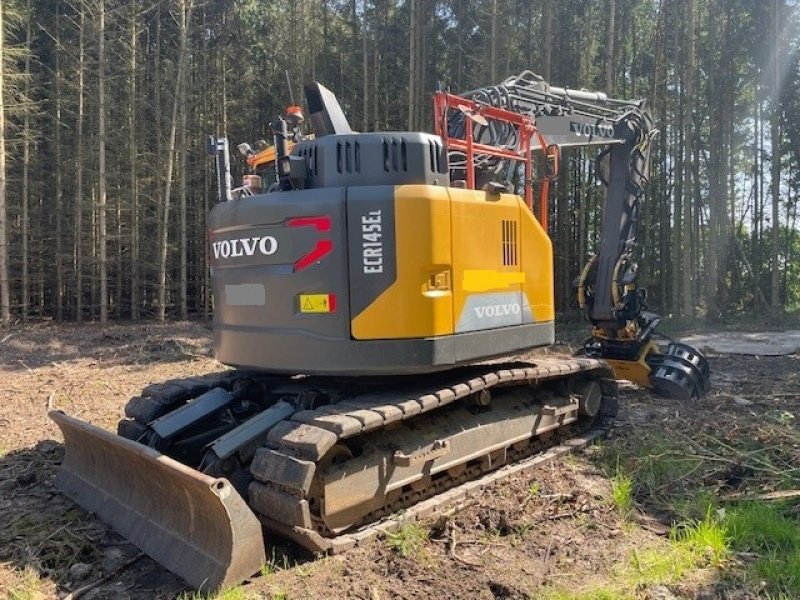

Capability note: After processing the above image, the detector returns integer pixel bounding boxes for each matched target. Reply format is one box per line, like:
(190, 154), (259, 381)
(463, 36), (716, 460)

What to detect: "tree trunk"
(98, 0), (108, 323)
(157, 0), (193, 323)
(682, 0), (695, 318)
(770, 0), (782, 311)
(153, 4), (163, 313)
(407, 0), (417, 129)
(0, 1), (9, 327)
(756, 90), (765, 283)
(606, 0), (616, 91)
(179, 69), (188, 320)
(490, 0), (497, 82)
(362, 2), (369, 131)
(54, 5), (64, 321)
(21, 0), (32, 321)
(542, 0), (552, 80)
(129, 0), (139, 320)
(75, 3), (86, 322)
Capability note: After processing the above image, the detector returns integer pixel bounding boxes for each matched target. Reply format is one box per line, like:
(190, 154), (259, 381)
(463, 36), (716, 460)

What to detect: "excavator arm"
(435, 71), (709, 400)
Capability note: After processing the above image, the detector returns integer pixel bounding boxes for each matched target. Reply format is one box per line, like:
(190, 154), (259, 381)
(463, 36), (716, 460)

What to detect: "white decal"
(361, 210), (383, 273)
(570, 121), (614, 138)
(212, 235), (278, 260)
(474, 303), (522, 318)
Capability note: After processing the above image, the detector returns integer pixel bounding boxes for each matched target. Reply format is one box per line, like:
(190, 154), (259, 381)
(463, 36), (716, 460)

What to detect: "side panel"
(349, 185), (554, 343)
(450, 189), (527, 332)
(519, 200), (555, 323)
(346, 187), (398, 318)
(210, 188), (351, 368)
(350, 185), (454, 339)
(448, 188), (553, 331)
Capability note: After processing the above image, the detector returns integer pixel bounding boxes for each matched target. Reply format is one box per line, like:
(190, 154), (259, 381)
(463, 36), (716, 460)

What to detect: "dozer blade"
(50, 411), (266, 593)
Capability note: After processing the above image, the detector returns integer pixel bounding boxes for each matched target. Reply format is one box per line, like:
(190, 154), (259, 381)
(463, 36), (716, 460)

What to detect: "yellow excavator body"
(49, 75), (710, 594)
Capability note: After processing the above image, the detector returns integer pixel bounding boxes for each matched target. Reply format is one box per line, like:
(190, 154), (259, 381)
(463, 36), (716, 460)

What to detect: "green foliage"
(385, 523), (428, 558)
(542, 510), (729, 599)
(260, 562), (274, 579)
(259, 546), (305, 579)
(727, 502), (800, 597)
(672, 509), (730, 567)
(784, 231), (800, 311)
(609, 470), (634, 516)
(609, 512), (727, 594)
(596, 427), (800, 596)
(6, 567), (45, 600)
(177, 586), (248, 600)
(215, 588), (248, 600)
(542, 587), (631, 600)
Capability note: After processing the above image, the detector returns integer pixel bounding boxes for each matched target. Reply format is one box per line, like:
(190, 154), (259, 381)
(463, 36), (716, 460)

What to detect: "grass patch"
(542, 586), (633, 600)
(620, 511), (728, 588)
(609, 470), (634, 516)
(215, 588), (248, 600)
(6, 567), (46, 600)
(258, 546), (305, 579)
(385, 523), (428, 558)
(260, 563), (275, 578)
(727, 502), (800, 597)
(625, 543), (697, 586)
(177, 585), (253, 600)
(541, 510), (729, 599)
(177, 587), (243, 600)
(0, 507), (100, 580)
(596, 427), (800, 595)
(673, 508), (730, 566)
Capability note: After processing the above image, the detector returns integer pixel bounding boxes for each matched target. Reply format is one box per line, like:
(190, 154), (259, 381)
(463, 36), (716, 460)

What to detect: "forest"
(0, 0), (798, 326)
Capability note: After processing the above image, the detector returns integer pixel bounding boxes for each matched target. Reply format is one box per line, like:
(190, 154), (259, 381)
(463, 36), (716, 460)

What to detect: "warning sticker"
(299, 294), (336, 313)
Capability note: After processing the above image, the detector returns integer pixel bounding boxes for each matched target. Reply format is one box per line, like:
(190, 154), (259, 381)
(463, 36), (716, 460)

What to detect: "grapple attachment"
(646, 341), (711, 400)
(50, 411), (266, 593)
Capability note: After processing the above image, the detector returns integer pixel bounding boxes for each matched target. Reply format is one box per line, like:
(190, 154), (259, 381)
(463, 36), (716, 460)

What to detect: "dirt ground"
(0, 322), (798, 599)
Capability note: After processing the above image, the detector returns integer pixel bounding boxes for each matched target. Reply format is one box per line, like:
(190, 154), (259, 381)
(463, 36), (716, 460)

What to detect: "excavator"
(50, 71), (710, 593)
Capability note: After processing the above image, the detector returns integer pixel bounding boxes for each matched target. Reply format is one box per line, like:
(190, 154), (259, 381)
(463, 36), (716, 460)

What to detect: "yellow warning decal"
(299, 293), (337, 313)
(462, 270), (526, 292)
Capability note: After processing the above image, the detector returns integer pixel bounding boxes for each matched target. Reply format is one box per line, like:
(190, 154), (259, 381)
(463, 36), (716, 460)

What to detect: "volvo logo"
(474, 303), (521, 318)
(570, 121), (615, 138)
(212, 236), (278, 259)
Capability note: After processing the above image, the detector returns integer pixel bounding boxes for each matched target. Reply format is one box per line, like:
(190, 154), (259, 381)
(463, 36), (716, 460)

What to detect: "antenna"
(285, 70), (295, 105)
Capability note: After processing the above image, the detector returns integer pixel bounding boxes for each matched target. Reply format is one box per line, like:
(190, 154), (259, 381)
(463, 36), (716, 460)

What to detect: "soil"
(0, 322), (797, 599)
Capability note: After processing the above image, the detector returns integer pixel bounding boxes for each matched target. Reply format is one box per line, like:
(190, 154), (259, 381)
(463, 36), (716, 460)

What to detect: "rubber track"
(249, 356), (617, 552)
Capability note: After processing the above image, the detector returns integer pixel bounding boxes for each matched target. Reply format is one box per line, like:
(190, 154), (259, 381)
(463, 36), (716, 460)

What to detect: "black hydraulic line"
(446, 71), (656, 333)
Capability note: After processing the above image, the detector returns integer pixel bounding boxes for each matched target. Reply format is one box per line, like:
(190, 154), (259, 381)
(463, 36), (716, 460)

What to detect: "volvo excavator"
(50, 71), (710, 593)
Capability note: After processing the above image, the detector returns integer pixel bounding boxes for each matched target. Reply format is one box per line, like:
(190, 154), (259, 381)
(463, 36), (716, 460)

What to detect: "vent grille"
(382, 137), (408, 172)
(297, 144), (318, 175)
(336, 140), (361, 173)
(502, 220), (518, 266)
(428, 139), (446, 173)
